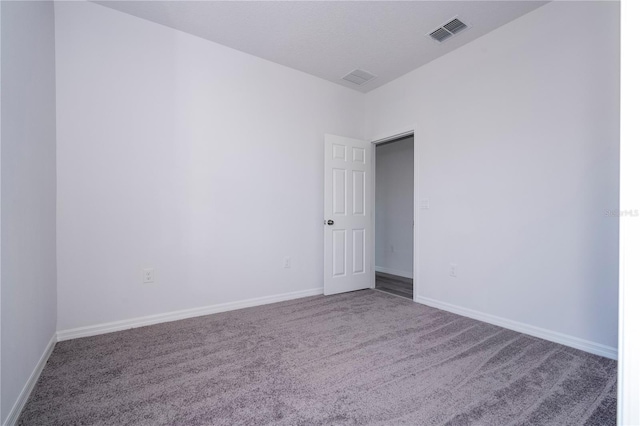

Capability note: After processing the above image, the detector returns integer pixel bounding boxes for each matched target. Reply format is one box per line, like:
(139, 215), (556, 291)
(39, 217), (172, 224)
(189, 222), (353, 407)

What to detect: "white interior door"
(324, 134), (372, 295)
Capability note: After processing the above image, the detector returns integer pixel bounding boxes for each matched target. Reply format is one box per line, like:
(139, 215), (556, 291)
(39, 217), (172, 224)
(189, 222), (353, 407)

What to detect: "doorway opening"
(374, 134), (414, 299)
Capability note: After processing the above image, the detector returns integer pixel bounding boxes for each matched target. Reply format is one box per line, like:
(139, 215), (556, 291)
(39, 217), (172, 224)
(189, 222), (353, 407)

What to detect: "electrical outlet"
(449, 263), (457, 278)
(283, 257), (291, 269)
(143, 268), (154, 283)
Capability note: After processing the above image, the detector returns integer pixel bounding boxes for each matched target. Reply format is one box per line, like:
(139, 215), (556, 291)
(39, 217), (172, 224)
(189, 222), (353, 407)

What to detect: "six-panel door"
(324, 134), (372, 295)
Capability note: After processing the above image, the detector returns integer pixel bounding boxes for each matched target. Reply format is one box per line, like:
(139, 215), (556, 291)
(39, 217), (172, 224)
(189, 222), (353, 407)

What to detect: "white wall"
(365, 1), (620, 352)
(375, 137), (414, 278)
(619, 0), (640, 421)
(1, 1), (57, 422)
(55, 0), (620, 357)
(55, 2), (365, 331)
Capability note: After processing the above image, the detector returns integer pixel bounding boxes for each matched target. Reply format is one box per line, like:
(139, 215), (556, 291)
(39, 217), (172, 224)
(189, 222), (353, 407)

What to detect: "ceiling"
(95, 1), (548, 93)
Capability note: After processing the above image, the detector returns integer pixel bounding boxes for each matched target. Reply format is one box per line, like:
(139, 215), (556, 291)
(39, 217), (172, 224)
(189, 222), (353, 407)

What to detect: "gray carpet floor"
(19, 290), (617, 425)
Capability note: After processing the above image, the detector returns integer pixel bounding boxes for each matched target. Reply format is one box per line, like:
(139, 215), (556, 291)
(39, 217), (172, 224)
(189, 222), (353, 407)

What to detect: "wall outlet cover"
(449, 263), (457, 278)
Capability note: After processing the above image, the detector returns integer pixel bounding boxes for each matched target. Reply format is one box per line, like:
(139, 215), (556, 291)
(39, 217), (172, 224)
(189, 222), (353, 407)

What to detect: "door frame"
(370, 125), (419, 302)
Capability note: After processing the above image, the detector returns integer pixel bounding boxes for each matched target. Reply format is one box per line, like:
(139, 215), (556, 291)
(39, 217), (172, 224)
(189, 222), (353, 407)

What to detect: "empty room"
(2, 0), (639, 425)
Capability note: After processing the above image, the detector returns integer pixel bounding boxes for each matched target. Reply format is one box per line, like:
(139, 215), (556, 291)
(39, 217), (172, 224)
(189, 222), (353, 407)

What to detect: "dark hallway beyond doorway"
(375, 272), (412, 299)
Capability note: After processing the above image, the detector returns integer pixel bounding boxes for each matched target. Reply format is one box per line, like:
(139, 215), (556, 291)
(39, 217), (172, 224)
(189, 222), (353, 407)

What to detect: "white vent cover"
(428, 17), (469, 43)
(342, 69), (377, 86)
(429, 28), (452, 43)
(443, 18), (467, 34)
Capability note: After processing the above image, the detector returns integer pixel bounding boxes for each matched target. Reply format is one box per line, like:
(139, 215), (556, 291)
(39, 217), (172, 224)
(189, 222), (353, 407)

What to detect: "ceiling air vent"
(342, 69), (377, 86)
(429, 28), (452, 43)
(443, 18), (467, 34)
(428, 17), (469, 43)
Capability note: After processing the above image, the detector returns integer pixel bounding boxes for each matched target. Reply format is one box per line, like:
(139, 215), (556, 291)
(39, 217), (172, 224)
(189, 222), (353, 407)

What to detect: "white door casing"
(324, 134), (373, 295)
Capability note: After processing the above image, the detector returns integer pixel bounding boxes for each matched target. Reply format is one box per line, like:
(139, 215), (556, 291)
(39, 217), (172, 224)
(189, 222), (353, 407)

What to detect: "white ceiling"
(94, 1), (548, 93)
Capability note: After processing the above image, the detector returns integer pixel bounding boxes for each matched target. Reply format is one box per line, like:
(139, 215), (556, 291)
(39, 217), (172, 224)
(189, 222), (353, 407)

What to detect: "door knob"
(327, 219), (334, 225)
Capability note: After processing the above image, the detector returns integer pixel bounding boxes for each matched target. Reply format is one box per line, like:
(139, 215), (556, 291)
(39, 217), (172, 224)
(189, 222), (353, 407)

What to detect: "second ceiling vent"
(342, 69), (377, 86)
(429, 17), (468, 43)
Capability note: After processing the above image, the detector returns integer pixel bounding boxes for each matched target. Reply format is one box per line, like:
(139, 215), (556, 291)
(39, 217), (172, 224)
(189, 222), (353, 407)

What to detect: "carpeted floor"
(19, 290), (616, 425)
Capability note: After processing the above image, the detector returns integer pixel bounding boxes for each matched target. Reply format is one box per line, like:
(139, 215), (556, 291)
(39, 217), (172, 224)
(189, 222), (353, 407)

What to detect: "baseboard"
(3, 334), (57, 426)
(415, 296), (618, 360)
(57, 288), (324, 341)
(375, 266), (413, 279)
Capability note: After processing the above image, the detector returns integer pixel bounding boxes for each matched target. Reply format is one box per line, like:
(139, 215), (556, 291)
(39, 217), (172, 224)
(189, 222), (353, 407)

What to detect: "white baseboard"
(57, 288), (324, 341)
(375, 266), (413, 279)
(416, 296), (617, 360)
(3, 334), (57, 426)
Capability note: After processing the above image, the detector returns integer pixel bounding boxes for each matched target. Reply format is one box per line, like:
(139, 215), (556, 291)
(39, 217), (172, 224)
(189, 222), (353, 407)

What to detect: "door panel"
(352, 228), (365, 274)
(332, 230), (346, 277)
(352, 170), (365, 215)
(333, 169), (346, 215)
(324, 134), (372, 295)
